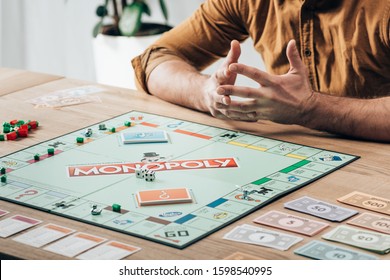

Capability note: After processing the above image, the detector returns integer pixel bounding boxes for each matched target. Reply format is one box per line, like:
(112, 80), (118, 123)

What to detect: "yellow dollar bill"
(337, 191), (390, 216)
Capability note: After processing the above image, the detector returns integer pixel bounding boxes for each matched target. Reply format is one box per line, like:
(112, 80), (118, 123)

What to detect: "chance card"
(136, 188), (192, 206)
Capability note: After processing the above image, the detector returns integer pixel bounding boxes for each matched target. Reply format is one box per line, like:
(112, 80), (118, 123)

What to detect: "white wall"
(0, 1), (2, 66)
(1, 0), (25, 69)
(0, 0), (262, 87)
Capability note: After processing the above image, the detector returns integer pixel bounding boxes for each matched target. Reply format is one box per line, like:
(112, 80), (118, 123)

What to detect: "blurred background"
(0, 0), (263, 89)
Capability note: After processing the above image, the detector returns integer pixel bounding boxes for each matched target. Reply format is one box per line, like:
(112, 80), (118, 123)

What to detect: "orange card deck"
(136, 188), (192, 206)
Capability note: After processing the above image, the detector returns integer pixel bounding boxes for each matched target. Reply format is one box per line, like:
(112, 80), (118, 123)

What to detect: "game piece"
(1, 119), (39, 143)
(90, 204), (102, 215)
(112, 204), (121, 213)
(9, 120), (18, 126)
(136, 188), (192, 206)
(1, 175), (6, 183)
(130, 115), (143, 121)
(19, 124), (28, 130)
(98, 123), (106, 130)
(47, 148), (55, 155)
(242, 190), (250, 200)
(17, 129), (28, 137)
(144, 170), (156, 182)
(3, 126), (11, 133)
(34, 154), (40, 161)
(6, 131), (17, 140)
(84, 128), (93, 137)
(76, 137), (84, 143)
(28, 120), (39, 129)
(124, 121), (131, 127)
(121, 130), (168, 144)
(0, 167), (5, 175)
(110, 127), (116, 133)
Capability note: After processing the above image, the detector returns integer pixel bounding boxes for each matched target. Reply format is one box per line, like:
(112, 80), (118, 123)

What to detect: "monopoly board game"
(0, 111), (358, 248)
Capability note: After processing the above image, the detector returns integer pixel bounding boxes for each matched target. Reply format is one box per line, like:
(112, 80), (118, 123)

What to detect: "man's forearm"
(303, 92), (390, 142)
(148, 60), (210, 112)
(147, 60), (390, 142)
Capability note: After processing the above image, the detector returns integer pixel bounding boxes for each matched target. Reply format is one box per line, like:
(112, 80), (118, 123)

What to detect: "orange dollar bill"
(337, 191), (390, 216)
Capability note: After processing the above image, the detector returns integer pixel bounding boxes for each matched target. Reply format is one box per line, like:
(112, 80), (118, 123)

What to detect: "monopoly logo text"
(68, 158), (238, 177)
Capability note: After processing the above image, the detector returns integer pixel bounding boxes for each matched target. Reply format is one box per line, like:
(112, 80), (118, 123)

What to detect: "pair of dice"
(135, 167), (155, 182)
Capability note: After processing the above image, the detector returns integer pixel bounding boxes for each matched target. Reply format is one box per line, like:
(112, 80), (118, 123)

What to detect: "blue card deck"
(121, 130), (168, 144)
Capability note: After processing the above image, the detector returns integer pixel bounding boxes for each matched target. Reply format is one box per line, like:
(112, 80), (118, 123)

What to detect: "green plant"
(94, 0), (170, 37)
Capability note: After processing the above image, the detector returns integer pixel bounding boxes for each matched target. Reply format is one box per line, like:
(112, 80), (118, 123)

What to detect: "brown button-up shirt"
(132, 0), (390, 98)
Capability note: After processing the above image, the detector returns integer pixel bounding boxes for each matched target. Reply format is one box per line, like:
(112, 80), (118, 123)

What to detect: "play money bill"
(253, 210), (329, 236)
(347, 212), (390, 235)
(337, 191), (390, 216)
(322, 225), (390, 254)
(223, 224), (302, 251)
(294, 240), (378, 260)
(284, 196), (358, 221)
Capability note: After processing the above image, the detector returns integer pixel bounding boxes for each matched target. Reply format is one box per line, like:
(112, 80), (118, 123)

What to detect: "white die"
(144, 170), (155, 182)
(135, 168), (144, 179)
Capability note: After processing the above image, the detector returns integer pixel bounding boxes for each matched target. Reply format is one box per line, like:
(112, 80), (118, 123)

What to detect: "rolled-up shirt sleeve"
(131, 0), (249, 93)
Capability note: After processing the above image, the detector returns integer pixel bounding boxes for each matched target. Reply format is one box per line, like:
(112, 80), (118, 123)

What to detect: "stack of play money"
(284, 196), (358, 221)
(347, 212), (390, 234)
(322, 225), (390, 254)
(223, 224), (303, 251)
(294, 240), (378, 260)
(253, 210), (329, 236)
(338, 191), (390, 216)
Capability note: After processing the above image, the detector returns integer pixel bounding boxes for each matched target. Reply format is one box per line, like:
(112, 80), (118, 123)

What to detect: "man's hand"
(215, 39), (316, 125)
(203, 40), (259, 120)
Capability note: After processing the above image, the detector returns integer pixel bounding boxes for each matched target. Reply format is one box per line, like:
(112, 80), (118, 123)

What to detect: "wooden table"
(0, 68), (389, 260)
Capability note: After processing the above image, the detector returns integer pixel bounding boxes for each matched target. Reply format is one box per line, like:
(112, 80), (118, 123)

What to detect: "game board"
(0, 111), (358, 249)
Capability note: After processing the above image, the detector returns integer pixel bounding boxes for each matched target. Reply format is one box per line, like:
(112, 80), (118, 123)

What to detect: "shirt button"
(304, 49), (312, 57)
